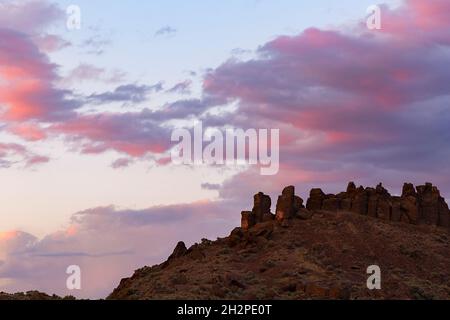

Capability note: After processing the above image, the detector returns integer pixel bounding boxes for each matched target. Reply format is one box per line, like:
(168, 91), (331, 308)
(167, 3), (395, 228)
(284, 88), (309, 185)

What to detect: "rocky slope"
(108, 182), (450, 300)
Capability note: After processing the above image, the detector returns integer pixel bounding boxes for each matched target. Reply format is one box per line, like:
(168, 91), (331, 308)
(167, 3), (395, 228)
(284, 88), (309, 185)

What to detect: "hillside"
(0, 291), (72, 300)
(108, 182), (450, 300)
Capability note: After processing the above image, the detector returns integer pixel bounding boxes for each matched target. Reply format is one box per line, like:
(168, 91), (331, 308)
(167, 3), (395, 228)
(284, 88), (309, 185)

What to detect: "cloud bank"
(2, 0), (450, 298)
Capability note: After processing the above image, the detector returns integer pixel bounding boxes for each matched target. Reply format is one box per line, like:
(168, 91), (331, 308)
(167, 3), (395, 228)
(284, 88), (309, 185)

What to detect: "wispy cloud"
(166, 80), (192, 95)
(86, 83), (163, 105)
(111, 158), (134, 169)
(0, 143), (49, 169)
(81, 35), (111, 55)
(154, 26), (177, 37)
(64, 64), (125, 85)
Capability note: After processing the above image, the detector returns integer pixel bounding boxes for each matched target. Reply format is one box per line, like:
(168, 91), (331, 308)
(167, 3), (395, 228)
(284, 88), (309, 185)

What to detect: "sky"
(1, 0), (450, 298)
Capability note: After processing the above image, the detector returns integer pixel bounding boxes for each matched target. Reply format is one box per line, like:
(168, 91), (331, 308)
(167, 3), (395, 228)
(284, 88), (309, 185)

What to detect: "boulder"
(402, 183), (416, 197)
(275, 186), (296, 221)
(294, 195), (304, 211)
(282, 185), (295, 198)
(253, 192), (272, 222)
(376, 183), (390, 197)
(168, 241), (187, 260)
(306, 188), (325, 211)
(241, 192), (274, 229)
(241, 211), (255, 230)
(346, 182), (357, 195)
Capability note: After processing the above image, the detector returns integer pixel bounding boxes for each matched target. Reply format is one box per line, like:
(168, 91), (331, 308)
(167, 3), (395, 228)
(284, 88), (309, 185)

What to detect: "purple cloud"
(87, 83), (163, 105)
(167, 80), (192, 95)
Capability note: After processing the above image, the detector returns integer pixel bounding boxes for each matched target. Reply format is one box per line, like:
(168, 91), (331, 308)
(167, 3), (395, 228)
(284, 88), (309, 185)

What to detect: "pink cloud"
(0, 142), (49, 168)
(1, 0), (449, 179)
(381, 0), (450, 45)
(0, 29), (78, 122)
(25, 155), (50, 167)
(33, 34), (71, 53)
(52, 112), (171, 157)
(9, 123), (47, 141)
(201, 0), (450, 188)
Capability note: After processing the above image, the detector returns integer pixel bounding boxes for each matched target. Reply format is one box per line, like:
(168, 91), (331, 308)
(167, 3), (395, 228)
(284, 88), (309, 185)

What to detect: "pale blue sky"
(53, 0), (399, 93)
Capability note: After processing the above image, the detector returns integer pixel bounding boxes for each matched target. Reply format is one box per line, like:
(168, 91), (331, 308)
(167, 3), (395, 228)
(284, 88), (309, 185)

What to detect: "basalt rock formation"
(241, 192), (275, 230)
(318, 182), (449, 229)
(241, 186), (305, 230)
(242, 182), (450, 230)
(109, 182), (450, 300)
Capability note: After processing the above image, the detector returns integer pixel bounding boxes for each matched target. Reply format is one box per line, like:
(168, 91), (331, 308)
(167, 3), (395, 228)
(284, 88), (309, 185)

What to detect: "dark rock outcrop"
(300, 182), (450, 230)
(253, 192), (273, 222)
(168, 241), (187, 260)
(242, 182), (450, 231)
(306, 188), (325, 211)
(242, 187), (308, 229)
(241, 192), (275, 230)
(275, 186), (302, 221)
(241, 211), (255, 230)
(416, 183), (450, 228)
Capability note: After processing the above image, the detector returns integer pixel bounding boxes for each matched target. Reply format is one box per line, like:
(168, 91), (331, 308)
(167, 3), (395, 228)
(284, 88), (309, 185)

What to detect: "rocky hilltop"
(0, 291), (72, 300)
(108, 182), (450, 300)
(242, 182), (450, 230)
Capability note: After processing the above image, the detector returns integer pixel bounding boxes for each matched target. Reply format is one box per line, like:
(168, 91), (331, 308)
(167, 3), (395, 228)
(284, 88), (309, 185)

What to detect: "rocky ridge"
(241, 182), (450, 230)
(108, 182), (450, 300)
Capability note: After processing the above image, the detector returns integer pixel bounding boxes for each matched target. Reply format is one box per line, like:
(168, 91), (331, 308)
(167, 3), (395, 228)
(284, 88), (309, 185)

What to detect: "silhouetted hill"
(108, 182), (450, 300)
